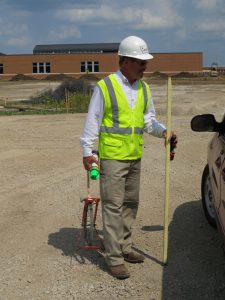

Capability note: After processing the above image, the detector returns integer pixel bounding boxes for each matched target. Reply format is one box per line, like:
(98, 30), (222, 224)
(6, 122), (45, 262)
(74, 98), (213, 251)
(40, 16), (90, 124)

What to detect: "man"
(80, 36), (177, 279)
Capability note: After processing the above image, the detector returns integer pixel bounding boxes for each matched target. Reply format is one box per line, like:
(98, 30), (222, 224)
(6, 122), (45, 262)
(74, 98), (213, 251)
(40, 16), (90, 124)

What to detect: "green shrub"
(28, 79), (91, 113)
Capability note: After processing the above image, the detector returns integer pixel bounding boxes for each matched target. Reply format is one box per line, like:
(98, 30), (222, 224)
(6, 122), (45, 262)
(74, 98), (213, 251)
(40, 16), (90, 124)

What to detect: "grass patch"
(0, 93), (90, 115)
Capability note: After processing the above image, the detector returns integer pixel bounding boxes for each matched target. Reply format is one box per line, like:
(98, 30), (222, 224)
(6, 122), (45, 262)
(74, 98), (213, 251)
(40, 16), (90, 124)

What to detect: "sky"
(0, 0), (225, 66)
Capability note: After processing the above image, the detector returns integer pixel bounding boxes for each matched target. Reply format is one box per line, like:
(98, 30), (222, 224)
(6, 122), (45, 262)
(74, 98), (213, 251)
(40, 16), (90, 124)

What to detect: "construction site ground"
(0, 79), (225, 299)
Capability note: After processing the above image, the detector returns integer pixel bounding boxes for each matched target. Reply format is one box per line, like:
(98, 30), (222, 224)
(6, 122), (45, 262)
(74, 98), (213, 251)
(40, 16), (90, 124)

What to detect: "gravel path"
(0, 83), (225, 299)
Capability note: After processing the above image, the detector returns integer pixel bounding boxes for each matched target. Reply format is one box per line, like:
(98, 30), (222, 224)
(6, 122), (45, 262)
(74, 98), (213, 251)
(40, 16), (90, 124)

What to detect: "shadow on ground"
(161, 199), (225, 299)
(48, 199), (225, 298)
(48, 227), (107, 273)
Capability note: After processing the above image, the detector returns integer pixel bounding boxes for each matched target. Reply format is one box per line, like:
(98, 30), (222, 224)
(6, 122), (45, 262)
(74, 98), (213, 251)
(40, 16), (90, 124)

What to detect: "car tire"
(201, 164), (217, 228)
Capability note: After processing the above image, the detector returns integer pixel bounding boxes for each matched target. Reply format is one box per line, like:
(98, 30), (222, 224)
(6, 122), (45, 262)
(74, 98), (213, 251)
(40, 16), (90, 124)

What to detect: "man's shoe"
(109, 264), (130, 279)
(123, 251), (145, 263)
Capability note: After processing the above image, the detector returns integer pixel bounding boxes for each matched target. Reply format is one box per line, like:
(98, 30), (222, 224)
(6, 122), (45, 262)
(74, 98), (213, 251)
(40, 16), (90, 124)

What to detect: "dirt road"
(0, 82), (225, 299)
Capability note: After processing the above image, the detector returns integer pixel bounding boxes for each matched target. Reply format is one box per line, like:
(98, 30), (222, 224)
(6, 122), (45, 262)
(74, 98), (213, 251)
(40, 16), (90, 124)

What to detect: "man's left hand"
(163, 131), (178, 160)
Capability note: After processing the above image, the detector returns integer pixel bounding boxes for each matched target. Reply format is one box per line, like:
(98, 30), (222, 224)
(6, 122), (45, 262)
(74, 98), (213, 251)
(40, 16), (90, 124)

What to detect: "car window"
(222, 114), (225, 124)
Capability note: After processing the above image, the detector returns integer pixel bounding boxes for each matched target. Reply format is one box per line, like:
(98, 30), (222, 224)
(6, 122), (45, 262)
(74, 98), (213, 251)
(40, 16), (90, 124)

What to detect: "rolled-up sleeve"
(80, 86), (104, 157)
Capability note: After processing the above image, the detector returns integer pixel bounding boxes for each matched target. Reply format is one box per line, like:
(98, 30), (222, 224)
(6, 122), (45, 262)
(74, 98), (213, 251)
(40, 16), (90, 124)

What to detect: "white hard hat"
(118, 36), (153, 60)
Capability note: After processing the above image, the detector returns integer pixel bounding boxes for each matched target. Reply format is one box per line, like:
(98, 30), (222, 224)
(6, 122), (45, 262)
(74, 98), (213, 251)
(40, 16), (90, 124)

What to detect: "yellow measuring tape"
(163, 77), (172, 265)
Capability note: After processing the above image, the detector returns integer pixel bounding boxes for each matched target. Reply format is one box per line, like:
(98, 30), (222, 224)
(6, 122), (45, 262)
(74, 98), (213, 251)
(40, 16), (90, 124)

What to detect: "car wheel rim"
(204, 175), (215, 219)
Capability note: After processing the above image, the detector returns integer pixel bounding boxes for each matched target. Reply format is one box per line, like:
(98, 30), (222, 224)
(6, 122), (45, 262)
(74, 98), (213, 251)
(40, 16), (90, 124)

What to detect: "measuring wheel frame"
(80, 196), (101, 249)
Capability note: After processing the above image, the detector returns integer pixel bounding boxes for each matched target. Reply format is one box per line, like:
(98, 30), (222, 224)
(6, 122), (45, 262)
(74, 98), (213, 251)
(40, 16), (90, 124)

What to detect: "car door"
(217, 127), (225, 232)
(208, 133), (222, 211)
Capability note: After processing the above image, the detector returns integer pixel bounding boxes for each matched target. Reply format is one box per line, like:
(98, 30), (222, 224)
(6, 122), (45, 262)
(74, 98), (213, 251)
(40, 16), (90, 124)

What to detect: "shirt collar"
(115, 70), (138, 87)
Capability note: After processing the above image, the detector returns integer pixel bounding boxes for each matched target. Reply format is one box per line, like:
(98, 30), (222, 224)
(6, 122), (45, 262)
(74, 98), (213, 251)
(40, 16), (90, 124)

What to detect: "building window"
(87, 61), (92, 72)
(32, 62), (51, 73)
(94, 61), (99, 72)
(39, 62), (44, 73)
(80, 61), (99, 73)
(33, 63), (37, 73)
(0, 64), (3, 74)
(80, 61), (86, 73)
(46, 62), (51, 73)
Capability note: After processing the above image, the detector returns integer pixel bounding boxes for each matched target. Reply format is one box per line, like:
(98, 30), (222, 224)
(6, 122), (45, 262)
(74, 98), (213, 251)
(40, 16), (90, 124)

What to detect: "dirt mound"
(43, 74), (73, 81)
(173, 72), (197, 78)
(51, 79), (90, 100)
(10, 74), (36, 81)
(79, 73), (99, 81)
(151, 71), (168, 78)
(30, 79), (91, 103)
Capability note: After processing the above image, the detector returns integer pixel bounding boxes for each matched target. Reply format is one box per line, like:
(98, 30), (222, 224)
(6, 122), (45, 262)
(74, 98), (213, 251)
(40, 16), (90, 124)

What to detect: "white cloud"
(0, 17), (31, 48)
(192, 0), (225, 35)
(55, 1), (182, 29)
(126, 6), (182, 29)
(49, 26), (81, 40)
(0, 23), (29, 37)
(55, 5), (118, 24)
(197, 19), (225, 31)
(195, 0), (224, 10)
(0, 0), (225, 64)
(7, 36), (30, 46)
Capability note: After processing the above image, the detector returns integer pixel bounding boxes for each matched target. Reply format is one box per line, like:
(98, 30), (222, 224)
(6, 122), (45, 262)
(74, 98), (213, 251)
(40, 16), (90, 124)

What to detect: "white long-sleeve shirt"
(80, 70), (166, 157)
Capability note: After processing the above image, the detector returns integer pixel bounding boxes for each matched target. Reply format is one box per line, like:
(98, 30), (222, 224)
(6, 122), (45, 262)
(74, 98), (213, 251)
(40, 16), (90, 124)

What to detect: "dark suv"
(191, 114), (225, 237)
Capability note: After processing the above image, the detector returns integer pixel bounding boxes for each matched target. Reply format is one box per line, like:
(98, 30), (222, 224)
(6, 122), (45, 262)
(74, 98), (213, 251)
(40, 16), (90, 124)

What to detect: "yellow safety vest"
(98, 74), (151, 160)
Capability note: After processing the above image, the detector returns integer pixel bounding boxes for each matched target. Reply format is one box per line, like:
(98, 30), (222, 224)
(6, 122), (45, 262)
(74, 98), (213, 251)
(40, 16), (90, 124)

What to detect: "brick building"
(0, 43), (203, 80)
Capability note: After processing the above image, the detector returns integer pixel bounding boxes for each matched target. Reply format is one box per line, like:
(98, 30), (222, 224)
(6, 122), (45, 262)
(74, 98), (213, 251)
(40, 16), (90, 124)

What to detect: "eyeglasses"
(128, 58), (148, 66)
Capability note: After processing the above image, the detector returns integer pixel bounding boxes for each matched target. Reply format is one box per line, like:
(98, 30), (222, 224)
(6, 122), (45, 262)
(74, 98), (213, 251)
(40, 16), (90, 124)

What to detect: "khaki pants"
(100, 159), (141, 266)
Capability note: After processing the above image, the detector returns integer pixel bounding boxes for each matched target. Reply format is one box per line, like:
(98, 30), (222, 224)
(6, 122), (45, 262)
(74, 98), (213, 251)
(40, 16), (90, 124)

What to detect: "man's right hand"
(83, 155), (99, 171)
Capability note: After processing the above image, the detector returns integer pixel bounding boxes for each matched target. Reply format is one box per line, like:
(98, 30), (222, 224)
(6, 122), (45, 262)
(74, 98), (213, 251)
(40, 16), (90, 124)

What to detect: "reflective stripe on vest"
(99, 76), (148, 135)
